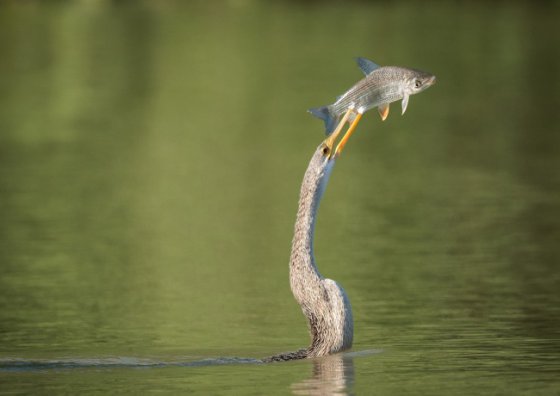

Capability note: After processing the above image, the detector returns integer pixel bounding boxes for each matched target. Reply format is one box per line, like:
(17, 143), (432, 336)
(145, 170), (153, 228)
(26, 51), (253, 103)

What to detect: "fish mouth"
(427, 75), (436, 86)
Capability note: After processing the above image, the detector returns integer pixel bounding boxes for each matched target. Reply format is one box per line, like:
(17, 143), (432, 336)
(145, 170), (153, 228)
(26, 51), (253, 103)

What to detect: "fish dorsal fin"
(356, 57), (381, 76)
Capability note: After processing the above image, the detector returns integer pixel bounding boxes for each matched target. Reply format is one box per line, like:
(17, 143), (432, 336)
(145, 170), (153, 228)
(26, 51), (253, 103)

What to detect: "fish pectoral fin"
(356, 57), (381, 76)
(378, 104), (390, 121)
(401, 94), (410, 115)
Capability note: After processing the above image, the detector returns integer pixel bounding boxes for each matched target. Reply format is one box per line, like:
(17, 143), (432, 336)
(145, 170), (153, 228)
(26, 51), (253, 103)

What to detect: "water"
(1, 1), (559, 394)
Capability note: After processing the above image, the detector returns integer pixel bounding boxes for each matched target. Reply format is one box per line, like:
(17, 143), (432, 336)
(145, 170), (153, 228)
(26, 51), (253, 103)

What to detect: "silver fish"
(309, 57), (436, 135)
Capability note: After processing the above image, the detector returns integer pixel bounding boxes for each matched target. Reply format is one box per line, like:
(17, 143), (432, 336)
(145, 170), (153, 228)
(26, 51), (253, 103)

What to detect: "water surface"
(1, 1), (559, 394)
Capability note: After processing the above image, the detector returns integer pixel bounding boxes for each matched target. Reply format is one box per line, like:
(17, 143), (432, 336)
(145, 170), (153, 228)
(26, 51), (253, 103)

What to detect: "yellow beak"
(323, 107), (363, 158)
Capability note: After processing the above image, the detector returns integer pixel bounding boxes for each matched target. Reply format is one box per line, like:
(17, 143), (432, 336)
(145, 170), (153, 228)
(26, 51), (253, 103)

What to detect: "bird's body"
(264, 142), (353, 362)
(289, 146), (353, 357)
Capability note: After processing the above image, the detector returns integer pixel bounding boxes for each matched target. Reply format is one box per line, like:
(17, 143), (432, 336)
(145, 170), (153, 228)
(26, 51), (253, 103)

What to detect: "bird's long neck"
(289, 150), (334, 305)
(264, 146), (352, 363)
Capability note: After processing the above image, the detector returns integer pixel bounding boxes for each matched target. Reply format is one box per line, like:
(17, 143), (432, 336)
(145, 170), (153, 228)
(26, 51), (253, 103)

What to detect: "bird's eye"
(415, 80), (422, 88)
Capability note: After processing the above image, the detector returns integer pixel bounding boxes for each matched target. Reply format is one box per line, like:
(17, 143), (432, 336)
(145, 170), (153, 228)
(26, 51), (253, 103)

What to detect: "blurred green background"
(0, 1), (559, 394)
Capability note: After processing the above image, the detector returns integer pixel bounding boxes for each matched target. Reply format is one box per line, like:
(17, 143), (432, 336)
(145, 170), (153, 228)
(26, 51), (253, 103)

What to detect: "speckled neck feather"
(264, 144), (353, 363)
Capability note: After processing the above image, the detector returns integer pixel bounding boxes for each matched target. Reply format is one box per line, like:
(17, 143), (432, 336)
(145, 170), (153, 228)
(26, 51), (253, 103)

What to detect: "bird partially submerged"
(265, 59), (435, 363)
(264, 109), (359, 362)
(309, 57), (436, 135)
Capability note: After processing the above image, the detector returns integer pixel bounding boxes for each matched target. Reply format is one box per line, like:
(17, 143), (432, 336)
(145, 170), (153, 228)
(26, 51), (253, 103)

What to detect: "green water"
(1, 1), (559, 394)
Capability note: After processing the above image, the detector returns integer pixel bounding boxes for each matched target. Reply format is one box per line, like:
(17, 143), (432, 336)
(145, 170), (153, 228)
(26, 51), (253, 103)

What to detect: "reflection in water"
(291, 353), (355, 396)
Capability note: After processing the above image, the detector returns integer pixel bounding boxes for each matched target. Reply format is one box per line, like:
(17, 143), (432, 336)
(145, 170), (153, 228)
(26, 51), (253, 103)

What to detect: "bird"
(264, 108), (361, 362)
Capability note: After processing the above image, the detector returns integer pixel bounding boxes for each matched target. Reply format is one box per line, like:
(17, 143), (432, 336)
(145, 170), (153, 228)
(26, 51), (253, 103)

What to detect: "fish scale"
(309, 58), (436, 135)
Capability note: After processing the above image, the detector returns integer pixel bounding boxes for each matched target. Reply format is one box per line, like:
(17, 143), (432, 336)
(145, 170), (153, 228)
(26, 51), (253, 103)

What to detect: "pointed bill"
(401, 94), (409, 115)
(378, 104), (390, 121)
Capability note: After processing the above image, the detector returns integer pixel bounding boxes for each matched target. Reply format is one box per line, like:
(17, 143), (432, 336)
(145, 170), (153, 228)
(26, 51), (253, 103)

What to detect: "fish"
(309, 57), (436, 135)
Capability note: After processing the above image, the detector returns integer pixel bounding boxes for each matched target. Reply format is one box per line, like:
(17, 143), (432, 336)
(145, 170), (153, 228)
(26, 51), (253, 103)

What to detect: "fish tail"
(308, 105), (338, 136)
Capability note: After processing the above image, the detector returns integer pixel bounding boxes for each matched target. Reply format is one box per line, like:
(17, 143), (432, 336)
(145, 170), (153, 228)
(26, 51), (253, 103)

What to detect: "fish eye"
(321, 145), (330, 156)
(415, 80), (423, 88)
